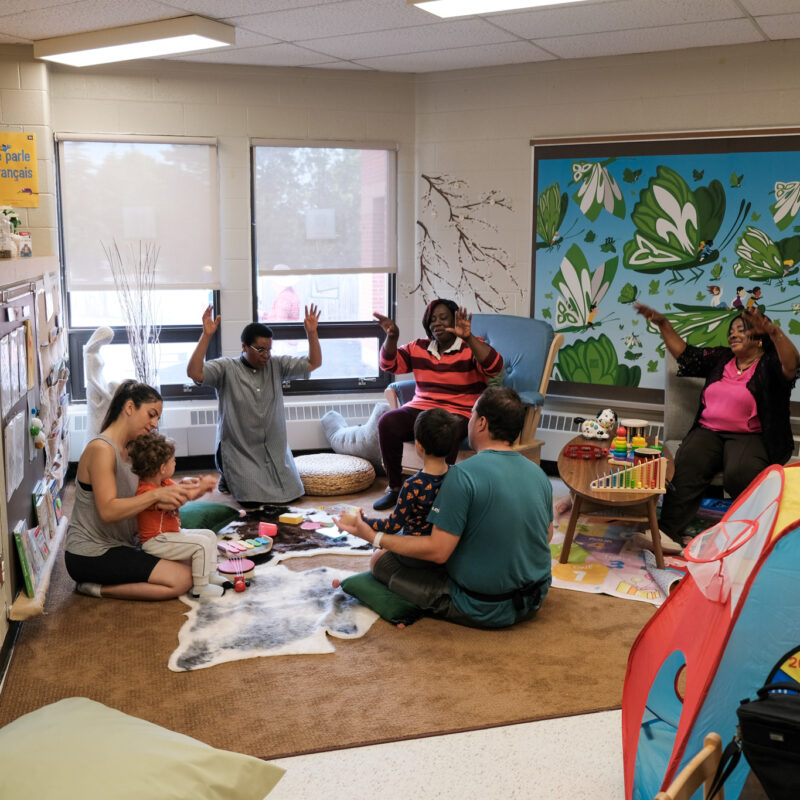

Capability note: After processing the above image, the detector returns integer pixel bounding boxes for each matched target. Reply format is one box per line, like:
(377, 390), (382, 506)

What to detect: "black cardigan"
(677, 343), (797, 466)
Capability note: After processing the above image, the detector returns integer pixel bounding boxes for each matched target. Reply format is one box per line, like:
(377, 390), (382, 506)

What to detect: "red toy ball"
(234, 577), (246, 593)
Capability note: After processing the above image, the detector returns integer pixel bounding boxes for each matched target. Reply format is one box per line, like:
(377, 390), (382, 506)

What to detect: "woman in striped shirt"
(372, 298), (503, 510)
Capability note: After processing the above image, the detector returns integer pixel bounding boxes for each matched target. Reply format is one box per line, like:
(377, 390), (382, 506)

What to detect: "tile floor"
(268, 710), (624, 800)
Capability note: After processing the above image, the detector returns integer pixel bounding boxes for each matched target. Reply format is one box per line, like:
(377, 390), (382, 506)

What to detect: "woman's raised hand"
(633, 302), (667, 328)
(373, 312), (399, 339)
(201, 305), (221, 336)
(744, 307), (777, 337)
(449, 306), (472, 339)
(304, 303), (321, 332)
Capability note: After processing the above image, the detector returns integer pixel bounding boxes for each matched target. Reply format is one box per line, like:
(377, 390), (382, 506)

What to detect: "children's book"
(13, 520), (36, 597)
(24, 526), (45, 574)
(35, 492), (54, 540)
(28, 525), (50, 564)
(47, 478), (63, 523)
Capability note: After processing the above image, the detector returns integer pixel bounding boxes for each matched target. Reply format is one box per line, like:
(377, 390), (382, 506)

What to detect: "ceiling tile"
(159, 0), (337, 16)
(755, 13), (800, 38)
(306, 19), (519, 60)
(490, 0), (745, 39)
(535, 17), (764, 59)
(739, 0), (800, 13)
(172, 41), (334, 67)
(226, 0), (430, 41)
(0, 0), (179, 41)
(355, 41), (555, 73)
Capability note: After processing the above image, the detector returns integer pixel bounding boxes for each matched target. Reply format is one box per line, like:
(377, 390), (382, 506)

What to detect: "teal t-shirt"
(428, 449), (553, 627)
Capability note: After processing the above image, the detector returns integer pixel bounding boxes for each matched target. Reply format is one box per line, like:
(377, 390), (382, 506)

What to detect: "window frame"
(55, 136), (222, 403)
(250, 140), (398, 395)
(66, 323), (221, 402)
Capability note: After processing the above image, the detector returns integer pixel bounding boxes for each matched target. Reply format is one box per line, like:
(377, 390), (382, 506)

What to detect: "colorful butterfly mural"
(733, 226), (800, 279)
(770, 181), (800, 231)
(551, 243), (617, 332)
(622, 165), (748, 283)
(571, 161), (625, 221)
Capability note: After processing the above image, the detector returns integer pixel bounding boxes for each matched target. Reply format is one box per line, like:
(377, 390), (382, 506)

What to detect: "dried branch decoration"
(414, 174), (519, 312)
(102, 239), (161, 387)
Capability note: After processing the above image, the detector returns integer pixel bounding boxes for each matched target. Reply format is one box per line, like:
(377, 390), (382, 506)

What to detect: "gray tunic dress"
(202, 355), (309, 504)
(66, 434), (139, 557)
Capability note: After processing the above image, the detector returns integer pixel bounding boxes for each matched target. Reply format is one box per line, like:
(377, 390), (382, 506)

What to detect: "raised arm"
(304, 304), (322, 372)
(187, 306), (220, 383)
(634, 302), (687, 359)
(746, 308), (800, 380)
(84, 440), (190, 523)
(374, 312), (400, 360)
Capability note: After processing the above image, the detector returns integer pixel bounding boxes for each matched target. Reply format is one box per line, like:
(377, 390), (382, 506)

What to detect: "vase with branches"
(102, 239), (161, 388)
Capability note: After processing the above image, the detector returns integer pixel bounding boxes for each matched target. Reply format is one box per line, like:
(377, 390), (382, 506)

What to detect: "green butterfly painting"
(623, 165), (748, 283)
(733, 226), (800, 279)
(535, 181), (569, 249)
(571, 161), (626, 222)
(551, 243), (618, 332)
(770, 180), (800, 231)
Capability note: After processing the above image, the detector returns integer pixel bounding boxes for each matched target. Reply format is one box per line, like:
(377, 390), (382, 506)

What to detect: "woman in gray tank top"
(65, 381), (194, 600)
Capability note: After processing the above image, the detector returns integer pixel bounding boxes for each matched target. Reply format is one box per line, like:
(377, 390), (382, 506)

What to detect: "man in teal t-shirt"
(335, 386), (553, 628)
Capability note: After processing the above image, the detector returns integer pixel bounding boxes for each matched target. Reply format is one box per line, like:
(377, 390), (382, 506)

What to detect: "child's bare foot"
(554, 496), (573, 516)
(332, 578), (341, 589)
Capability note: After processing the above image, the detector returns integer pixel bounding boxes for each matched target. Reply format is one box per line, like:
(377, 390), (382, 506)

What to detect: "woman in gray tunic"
(65, 381), (193, 599)
(187, 304), (321, 506)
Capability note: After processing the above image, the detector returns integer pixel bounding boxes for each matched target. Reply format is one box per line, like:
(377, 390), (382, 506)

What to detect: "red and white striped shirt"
(381, 337), (503, 418)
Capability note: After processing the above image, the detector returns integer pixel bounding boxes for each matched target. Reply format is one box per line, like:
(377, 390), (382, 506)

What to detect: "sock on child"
(191, 583), (225, 598)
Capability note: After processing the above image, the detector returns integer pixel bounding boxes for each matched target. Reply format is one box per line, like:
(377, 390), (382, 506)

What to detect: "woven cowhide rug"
(168, 557), (378, 672)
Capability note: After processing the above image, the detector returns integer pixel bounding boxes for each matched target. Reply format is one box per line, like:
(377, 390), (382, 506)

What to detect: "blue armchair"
(384, 314), (563, 474)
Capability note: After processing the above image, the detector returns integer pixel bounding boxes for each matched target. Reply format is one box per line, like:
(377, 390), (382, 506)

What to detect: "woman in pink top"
(635, 303), (800, 551)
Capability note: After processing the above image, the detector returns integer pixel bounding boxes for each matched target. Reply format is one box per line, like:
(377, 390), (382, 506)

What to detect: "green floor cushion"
(340, 571), (424, 626)
(0, 697), (284, 800)
(179, 501), (241, 532)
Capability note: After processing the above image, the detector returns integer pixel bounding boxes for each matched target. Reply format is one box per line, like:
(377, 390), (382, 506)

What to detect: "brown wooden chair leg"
(559, 493), (582, 564)
(646, 496), (665, 569)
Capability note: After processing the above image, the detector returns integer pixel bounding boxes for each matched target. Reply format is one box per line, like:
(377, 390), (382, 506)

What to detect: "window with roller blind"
(251, 141), (397, 393)
(57, 136), (220, 400)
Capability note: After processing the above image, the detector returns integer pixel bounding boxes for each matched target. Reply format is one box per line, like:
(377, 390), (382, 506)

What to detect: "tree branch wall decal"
(413, 173), (520, 311)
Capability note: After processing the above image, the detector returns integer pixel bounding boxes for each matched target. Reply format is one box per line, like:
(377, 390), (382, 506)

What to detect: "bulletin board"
(532, 130), (800, 401)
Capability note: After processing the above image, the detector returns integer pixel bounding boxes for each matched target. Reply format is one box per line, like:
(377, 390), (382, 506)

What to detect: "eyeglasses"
(247, 344), (271, 354)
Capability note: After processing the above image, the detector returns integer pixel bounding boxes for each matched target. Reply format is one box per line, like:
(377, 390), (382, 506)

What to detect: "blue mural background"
(533, 139), (800, 399)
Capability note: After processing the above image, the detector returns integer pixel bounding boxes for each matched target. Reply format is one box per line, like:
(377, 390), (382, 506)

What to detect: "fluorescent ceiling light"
(409, 0), (587, 18)
(33, 15), (235, 67)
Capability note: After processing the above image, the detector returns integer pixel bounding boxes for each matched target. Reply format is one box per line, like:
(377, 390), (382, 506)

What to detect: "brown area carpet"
(0, 475), (655, 760)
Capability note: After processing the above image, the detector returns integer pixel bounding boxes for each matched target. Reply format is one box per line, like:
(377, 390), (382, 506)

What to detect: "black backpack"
(709, 682), (800, 800)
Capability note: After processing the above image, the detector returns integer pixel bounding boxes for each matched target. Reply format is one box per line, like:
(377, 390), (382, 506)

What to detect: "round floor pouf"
(295, 453), (376, 496)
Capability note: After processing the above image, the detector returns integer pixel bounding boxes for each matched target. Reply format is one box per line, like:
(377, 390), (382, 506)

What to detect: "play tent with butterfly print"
(621, 462), (800, 800)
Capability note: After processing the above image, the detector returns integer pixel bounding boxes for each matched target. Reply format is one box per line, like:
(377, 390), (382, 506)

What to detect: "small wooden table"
(557, 435), (675, 569)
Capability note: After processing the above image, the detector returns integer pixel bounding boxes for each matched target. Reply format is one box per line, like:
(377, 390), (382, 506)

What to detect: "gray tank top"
(65, 434), (139, 557)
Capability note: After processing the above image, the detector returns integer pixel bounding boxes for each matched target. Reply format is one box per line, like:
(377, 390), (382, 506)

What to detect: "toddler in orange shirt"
(128, 432), (225, 598)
